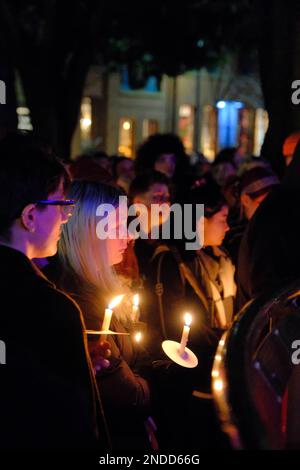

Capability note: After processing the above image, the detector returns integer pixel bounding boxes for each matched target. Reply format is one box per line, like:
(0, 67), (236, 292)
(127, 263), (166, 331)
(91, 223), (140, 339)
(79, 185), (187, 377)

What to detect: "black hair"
(212, 147), (237, 167)
(128, 170), (170, 203)
(184, 180), (227, 218)
(135, 133), (188, 176)
(0, 131), (69, 240)
(111, 156), (133, 179)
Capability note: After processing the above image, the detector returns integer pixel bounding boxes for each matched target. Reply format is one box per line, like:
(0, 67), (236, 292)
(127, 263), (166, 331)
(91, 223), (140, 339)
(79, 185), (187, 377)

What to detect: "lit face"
(200, 206), (229, 247)
(105, 207), (131, 266)
(154, 153), (176, 178)
(133, 183), (171, 232)
(30, 179), (70, 258)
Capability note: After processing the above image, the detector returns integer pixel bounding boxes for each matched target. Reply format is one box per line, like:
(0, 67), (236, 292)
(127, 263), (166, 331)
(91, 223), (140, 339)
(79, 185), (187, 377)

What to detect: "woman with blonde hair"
(45, 180), (154, 450)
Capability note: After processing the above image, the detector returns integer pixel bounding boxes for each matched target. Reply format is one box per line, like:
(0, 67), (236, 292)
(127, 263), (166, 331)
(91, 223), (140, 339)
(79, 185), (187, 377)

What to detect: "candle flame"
(133, 294), (139, 307)
(108, 294), (124, 310)
(184, 312), (192, 326)
(213, 379), (223, 392)
(134, 331), (142, 343)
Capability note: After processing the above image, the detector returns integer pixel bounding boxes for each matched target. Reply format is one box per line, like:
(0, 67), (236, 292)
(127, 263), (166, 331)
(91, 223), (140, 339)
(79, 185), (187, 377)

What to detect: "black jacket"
(236, 186), (300, 311)
(0, 246), (109, 449)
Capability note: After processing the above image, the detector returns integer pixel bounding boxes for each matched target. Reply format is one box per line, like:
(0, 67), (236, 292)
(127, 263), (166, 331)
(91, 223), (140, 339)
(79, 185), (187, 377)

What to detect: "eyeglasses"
(34, 199), (76, 217)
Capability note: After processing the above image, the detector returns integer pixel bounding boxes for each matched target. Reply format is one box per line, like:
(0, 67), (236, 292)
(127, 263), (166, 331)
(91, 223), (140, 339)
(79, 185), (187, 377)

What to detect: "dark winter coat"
(0, 245), (109, 450)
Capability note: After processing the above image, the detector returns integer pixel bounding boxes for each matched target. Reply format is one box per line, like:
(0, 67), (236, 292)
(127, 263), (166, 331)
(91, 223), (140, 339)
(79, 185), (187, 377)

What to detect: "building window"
(217, 100), (244, 151)
(178, 105), (194, 153)
(118, 118), (134, 157)
(80, 97), (92, 142)
(237, 107), (255, 157)
(142, 119), (159, 139)
(253, 108), (269, 157)
(16, 107), (33, 131)
(120, 65), (159, 92)
(200, 105), (217, 161)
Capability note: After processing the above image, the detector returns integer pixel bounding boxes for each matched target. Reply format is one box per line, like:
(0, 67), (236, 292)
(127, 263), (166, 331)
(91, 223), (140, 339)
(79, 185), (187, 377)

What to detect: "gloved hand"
(89, 339), (111, 374)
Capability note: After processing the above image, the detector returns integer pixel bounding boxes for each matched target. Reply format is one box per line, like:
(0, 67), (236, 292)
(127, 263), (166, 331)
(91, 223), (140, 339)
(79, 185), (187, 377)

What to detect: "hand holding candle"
(178, 313), (192, 357)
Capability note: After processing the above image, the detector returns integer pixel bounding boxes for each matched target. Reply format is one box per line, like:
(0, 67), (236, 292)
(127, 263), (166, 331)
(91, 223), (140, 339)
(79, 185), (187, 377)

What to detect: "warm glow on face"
(184, 313), (192, 326)
(213, 379), (223, 392)
(109, 294), (124, 310)
(134, 332), (142, 343)
(133, 294), (139, 307)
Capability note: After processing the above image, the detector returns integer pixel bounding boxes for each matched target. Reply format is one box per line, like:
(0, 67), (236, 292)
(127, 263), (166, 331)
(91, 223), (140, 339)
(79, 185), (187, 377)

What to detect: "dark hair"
(0, 131), (69, 240)
(184, 181), (227, 218)
(111, 156), (133, 179)
(135, 133), (187, 175)
(129, 170), (170, 203)
(212, 147), (237, 167)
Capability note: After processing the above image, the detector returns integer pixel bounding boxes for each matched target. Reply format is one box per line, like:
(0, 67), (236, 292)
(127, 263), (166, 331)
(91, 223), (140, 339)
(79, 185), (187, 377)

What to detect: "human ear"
(241, 193), (251, 209)
(21, 204), (37, 233)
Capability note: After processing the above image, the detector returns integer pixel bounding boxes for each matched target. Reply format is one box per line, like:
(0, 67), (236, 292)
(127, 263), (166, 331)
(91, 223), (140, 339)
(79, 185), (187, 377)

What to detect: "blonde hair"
(59, 181), (133, 326)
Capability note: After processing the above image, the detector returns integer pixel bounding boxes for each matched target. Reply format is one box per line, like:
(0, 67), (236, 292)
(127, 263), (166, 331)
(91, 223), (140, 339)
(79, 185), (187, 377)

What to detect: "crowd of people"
(0, 129), (299, 450)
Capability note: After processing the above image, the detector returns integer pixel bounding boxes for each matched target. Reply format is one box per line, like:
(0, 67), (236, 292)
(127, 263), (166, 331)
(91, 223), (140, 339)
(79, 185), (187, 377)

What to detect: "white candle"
(132, 294), (139, 322)
(101, 307), (113, 332)
(179, 313), (192, 356)
(101, 294), (124, 332)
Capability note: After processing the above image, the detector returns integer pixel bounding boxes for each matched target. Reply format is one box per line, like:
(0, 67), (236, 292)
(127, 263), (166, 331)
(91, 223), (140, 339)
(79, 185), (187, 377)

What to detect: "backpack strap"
(151, 245), (210, 338)
(152, 245), (172, 340)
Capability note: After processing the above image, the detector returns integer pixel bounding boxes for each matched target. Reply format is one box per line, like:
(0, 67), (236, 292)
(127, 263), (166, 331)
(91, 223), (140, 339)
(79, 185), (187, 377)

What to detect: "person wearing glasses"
(0, 132), (110, 450)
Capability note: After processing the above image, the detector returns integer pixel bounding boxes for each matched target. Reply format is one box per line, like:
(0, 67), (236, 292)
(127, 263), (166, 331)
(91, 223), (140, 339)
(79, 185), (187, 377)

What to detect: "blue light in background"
(217, 100), (244, 148)
(216, 100), (226, 109)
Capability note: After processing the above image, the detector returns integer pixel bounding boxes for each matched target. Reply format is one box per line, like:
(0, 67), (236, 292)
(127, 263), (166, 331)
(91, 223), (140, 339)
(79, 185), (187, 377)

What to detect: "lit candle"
(178, 313), (192, 356)
(134, 331), (143, 343)
(101, 294), (124, 332)
(132, 294), (139, 322)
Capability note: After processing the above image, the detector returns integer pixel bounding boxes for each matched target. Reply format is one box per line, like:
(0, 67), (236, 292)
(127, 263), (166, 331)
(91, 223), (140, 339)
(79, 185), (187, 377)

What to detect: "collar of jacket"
(0, 245), (55, 287)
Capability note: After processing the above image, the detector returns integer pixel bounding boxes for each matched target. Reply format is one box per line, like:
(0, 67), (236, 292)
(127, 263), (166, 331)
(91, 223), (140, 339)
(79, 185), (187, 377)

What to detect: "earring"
(29, 226), (35, 233)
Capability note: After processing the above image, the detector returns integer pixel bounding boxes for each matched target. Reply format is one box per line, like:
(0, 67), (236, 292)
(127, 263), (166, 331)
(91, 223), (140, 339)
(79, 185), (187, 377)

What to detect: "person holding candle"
(0, 132), (110, 450)
(141, 180), (235, 449)
(145, 181), (236, 375)
(44, 180), (156, 450)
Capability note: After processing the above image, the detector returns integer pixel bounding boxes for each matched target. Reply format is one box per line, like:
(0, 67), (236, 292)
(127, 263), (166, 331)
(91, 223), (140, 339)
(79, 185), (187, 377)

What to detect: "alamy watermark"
(0, 340), (6, 365)
(0, 80), (6, 105)
(95, 196), (204, 251)
(291, 339), (300, 365)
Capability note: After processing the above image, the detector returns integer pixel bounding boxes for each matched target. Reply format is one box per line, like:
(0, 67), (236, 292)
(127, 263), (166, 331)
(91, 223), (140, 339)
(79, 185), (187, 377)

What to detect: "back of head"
(240, 167), (280, 199)
(129, 170), (170, 203)
(135, 133), (186, 173)
(0, 131), (69, 241)
(184, 180), (226, 218)
(68, 156), (113, 185)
